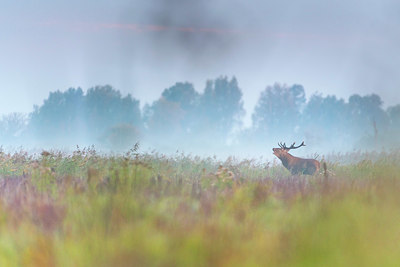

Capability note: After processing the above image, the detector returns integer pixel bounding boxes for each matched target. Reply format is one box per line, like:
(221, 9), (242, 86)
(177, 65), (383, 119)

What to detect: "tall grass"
(0, 148), (399, 266)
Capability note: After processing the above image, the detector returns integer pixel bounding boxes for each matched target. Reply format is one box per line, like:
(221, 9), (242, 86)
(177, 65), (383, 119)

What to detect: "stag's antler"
(278, 141), (306, 150)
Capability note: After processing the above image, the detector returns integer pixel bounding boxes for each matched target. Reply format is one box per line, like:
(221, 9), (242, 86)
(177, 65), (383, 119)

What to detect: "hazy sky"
(1, 0), (400, 124)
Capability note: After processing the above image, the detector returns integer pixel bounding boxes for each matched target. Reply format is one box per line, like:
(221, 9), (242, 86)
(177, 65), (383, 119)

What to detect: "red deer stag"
(273, 141), (320, 175)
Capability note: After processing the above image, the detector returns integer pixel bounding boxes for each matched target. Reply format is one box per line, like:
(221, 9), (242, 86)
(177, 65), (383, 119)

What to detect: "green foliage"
(28, 86), (142, 146)
(252, 83), (306, 139)
(144, 76), (245, 147)
(0, 149), (400, 266)
(85, 85), (142, 138)
(0, 113), (27, 144)
(198, 76), (245, 136)
(7, 80), (400, 152)
(30, 88), (85, 141)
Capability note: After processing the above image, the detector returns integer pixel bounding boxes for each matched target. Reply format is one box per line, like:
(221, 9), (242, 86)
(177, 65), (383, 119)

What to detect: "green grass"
(0, 148), (400, 266)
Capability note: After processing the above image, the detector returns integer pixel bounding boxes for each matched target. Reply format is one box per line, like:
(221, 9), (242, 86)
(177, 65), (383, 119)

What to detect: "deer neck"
(279, 153), (295, 169)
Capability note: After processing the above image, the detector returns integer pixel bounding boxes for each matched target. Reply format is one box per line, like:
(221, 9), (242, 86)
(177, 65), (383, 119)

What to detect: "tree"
(161, 82), (199, 112)
(29, 88), (85, 142)
(29, 85), (142, 147)
(143, 82), (198, 140)
(300, 93), (350, 151)
(85, 85), (142, 139)
(0, 113), (28, 144)
(143, 98), (185, 137)
(251, 83), (306, 140)
(388, 104), (400, 131)
(348, 94), (389, 137)
(196, 76), (245, 141)
(161, 82), (199, 133)
(385, 104), (400, 147)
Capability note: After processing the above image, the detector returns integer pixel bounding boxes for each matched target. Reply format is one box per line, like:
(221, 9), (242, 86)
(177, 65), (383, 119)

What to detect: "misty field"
(0, 148), (399, 266)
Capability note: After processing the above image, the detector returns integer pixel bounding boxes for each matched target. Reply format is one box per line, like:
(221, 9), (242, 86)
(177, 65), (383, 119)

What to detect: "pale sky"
(1, 0), (399, 125)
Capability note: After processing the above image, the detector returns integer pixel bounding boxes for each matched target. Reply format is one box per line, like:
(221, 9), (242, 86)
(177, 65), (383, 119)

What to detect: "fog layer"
(2, 80), (399, 160)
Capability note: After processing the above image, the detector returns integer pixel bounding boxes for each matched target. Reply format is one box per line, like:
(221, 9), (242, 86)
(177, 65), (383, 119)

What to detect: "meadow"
(0, 146), (399, 266)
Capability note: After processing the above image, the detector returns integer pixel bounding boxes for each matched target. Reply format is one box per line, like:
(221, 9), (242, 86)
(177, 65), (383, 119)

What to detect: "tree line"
(1, 76), (399, 153)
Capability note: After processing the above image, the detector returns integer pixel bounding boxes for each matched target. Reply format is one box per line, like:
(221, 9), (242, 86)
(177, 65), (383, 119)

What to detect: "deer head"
(272, 141), (306, 158)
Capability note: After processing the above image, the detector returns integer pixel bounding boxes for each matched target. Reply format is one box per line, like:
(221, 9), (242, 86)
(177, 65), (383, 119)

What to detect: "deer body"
(273, 141), (320, 175)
